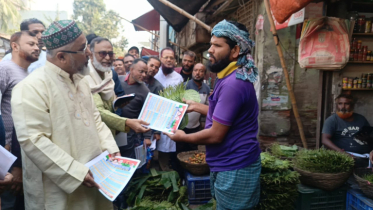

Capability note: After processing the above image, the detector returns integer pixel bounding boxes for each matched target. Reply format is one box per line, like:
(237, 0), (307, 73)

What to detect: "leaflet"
(0, 146), (17, 180)
(85, 151), (140, 201)
(138, 93), (188, 134)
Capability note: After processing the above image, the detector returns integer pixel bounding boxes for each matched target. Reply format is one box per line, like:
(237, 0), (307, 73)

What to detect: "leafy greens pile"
(159, 82), (201, 130)
(270, 143), (299, 158)
(255, 152), (300, 210)
(293, 148), (354, 173)
(125, 169), (189, 210)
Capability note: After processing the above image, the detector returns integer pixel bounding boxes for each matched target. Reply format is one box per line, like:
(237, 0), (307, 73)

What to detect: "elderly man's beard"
(208, 53), (231, 73)
(161, 63), (174, 75)
(70, 55), (89, 76)
(336, 108), (354, 119)
(92, 56), (112, 72)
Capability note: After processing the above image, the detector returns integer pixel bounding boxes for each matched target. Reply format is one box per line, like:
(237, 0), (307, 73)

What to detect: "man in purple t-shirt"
(165, 20), (260, 210)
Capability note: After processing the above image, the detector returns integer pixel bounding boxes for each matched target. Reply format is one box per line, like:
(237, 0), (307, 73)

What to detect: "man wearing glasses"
(10, 20), (127, 210)
(154, 47), (183, 171)
(85, 37), (150, 147)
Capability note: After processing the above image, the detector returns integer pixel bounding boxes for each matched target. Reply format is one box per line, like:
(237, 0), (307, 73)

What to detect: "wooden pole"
(158, 0), (212, 32)
(264, 0), (308, 148)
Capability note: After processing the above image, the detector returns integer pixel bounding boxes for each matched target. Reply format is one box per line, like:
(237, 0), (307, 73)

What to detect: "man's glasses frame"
(60, 40), (88, 54)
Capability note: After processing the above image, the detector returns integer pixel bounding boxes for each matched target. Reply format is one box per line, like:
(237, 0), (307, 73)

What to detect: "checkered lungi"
(210, 157), (261, 210)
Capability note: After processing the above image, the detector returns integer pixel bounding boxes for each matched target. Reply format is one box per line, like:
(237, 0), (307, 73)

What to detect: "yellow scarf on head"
(217, 62), (237, 79)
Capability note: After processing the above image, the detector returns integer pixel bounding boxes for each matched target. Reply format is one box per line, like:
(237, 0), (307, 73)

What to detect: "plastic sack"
(298, 17), (350, 70)
(270, 0), (313, 24)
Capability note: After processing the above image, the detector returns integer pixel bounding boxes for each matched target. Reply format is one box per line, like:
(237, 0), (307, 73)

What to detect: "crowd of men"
(2, 14), (373, 210)
(2, 16), (373, 210)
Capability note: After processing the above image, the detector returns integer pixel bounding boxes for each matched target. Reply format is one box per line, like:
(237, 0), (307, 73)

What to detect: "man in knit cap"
(11, 20), (119, 210)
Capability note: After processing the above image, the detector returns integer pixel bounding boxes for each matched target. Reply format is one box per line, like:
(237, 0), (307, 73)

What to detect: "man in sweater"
(119, 59), (152, 158)
(145, 56), (164, 95)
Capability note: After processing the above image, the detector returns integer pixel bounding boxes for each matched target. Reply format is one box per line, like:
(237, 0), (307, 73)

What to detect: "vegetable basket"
(177, 151), (209, 176)
(354, 167), (373, 199)
(293, 166), (352, 191)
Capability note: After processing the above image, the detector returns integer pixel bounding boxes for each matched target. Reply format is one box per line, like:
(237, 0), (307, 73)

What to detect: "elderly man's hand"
(10, 167), (22, 195)
(83, 171), (100, 189)
(0, 173), (13, 194)
(125, 119), (150, 133)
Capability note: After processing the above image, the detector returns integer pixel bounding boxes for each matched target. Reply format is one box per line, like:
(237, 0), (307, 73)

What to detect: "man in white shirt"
(1, 18), (46, 74)
(154, 47), (183, 171)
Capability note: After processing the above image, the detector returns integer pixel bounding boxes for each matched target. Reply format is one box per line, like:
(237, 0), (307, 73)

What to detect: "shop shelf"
(185, 171), (212, 200)
(347, 189), (373, 210)
(353, 33), (373, 36)
(295, 184), (347, 210)
(342, 88), (373, 91)
(348, 61), (373, 64)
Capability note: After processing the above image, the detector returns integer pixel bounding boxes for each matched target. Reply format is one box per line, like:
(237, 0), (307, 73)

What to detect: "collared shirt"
(11, 61), (118, 210)
(205, 62), (260, 172)
(154, 68), (183, 88)
(1, 51), (47, 74)
(184, 80), (209, 129)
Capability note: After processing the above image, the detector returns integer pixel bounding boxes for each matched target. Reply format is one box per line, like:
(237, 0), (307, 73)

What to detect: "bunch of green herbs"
(255, 152), (299, 210)
(125, 169), (188, 209)
(363, 174), (373, 183)
(270, 143), (299, 158)
(159, 81), (200, 130)
(293, 148), (354, 173)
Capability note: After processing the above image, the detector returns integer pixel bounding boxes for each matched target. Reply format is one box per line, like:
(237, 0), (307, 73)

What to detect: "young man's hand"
(154, 134), (161, 141)
(163, 130), (186, 142)
(144, 139), (151, 147)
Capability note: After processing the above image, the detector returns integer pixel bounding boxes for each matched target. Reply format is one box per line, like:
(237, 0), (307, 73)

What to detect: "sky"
(28, 0), (154, 50)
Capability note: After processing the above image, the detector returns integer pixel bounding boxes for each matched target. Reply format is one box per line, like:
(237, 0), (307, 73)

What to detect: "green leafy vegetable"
(159, 82), (200, 130)
(293, 148), (354, 173)
(270, 143), (299, 158)
(363, 174), (373, 183)
(125, 170), (188, 209)
(255, 153), (299, 210)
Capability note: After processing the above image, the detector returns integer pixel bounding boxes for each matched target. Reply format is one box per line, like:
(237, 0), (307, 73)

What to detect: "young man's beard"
(161, 63), (174, 74)
(182, 65), (194, 73)
(20, 50), (39, 63)
(208, 53), (231, 73)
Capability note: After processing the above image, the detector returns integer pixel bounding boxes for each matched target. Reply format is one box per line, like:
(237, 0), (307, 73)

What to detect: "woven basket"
(354, 167), (373, 199)
(177, 150), (209, 176)
(294, 166), (352, 191)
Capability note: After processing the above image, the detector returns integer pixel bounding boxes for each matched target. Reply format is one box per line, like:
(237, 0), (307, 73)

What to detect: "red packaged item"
(298, 17), (350, 69)
(270, 0), (313, 24)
